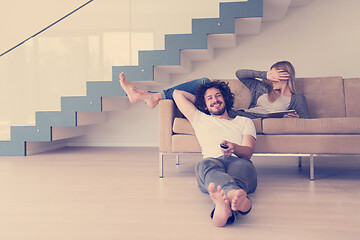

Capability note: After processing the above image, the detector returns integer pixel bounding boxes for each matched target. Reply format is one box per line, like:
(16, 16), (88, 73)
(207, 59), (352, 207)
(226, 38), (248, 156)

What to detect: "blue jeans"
(160, 77), (210, 100)
(195, 155), (257, 195)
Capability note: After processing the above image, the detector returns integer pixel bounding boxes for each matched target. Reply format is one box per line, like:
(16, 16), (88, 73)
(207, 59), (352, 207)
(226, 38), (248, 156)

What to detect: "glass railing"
(0, 0), (246, 140)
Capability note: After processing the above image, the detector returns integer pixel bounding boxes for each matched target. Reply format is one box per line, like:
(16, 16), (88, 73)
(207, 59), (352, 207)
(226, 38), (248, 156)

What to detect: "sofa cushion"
(344, 78), (360, 117)
(254, 135), (360, 154)
(295, 77), (345, 118)
(173, 118), (194, 135)
(173, 117), (263, 134)
(262, 117), (360, 134)
(172, 134), (201, 152)
(251, 118), (262, 134)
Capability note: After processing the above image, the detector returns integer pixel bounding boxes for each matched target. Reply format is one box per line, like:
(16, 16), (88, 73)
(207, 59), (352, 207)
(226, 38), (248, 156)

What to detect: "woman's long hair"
(267, 61), (296, 102)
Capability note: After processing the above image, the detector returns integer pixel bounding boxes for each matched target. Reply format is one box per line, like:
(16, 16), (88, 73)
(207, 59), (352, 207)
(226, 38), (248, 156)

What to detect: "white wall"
(76, 0), (360, 147)
(170, 0), (360, 80)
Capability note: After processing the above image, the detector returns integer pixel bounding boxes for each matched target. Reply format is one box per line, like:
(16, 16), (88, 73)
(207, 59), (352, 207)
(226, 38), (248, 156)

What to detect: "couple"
(119, 61), (309, 227)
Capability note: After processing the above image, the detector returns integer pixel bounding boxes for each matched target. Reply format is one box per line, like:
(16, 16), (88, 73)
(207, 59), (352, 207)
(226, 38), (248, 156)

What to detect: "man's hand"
(220, 140), (235, 156)
(220, 135), (255, 159)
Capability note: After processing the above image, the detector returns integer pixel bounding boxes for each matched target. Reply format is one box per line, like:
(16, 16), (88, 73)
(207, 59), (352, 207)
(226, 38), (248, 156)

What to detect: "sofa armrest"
(159, 99), (176, 152)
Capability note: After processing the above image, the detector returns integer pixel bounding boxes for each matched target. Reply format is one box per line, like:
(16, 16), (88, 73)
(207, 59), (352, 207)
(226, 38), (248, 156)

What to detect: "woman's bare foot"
(119, 72), (162, 109)
(208, 183), (232, 227)
(227, 189), (252, 212)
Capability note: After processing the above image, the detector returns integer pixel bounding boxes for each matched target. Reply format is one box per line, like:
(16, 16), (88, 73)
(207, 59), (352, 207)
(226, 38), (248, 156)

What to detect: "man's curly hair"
(194, 80), (234, 115)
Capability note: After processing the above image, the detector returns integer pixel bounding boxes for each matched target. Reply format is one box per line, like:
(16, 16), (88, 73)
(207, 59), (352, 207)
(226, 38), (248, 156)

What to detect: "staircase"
(0, 0), (311, 156)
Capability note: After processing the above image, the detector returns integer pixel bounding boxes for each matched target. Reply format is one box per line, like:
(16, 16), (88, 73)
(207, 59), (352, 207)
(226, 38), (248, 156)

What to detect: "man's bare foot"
(119, 72), (143, 104)
(208, 183), (232, 227)
(141, 92), (162, 109)
(227, 189), (252, 212)
(119, 72), (161, 109)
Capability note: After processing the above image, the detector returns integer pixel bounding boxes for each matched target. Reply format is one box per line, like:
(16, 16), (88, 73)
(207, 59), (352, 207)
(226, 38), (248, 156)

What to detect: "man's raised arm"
(172, 90), (198, 123)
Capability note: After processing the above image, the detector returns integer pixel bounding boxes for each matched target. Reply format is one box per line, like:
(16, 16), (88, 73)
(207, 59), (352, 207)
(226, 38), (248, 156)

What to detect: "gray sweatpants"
(195, 155), (257, 195)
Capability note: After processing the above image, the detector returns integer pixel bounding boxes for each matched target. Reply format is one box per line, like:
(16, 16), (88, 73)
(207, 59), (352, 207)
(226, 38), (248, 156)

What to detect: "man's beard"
(209, 102), (226, 116)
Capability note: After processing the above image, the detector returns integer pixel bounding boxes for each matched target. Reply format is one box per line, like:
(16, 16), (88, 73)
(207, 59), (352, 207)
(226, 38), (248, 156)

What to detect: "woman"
(232, 61), (309, 119)
(119, 61), (309, 119)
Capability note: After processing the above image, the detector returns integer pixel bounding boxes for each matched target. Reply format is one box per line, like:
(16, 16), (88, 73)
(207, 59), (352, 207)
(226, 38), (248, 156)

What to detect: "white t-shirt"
(245, 93), (291, 114)
(191, 110), (257, 159)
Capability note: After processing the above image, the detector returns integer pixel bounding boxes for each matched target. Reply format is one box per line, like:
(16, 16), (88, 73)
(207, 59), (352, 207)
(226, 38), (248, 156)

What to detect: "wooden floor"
(0, 147), (359, 240)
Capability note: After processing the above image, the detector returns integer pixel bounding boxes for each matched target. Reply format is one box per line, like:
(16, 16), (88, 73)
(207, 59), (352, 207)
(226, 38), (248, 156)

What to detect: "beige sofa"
(159, 77), (360, 180)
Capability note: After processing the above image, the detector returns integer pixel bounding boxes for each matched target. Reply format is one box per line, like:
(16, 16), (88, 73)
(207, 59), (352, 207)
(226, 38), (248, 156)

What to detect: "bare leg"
(208, 183), (232, 227)
(119, 72), (162, 109)
(227, 189), (252, 212)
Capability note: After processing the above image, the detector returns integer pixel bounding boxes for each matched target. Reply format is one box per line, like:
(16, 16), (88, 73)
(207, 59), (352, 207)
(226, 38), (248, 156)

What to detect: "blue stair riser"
(36, 111), (77, 127)
(61, 96), (102, 112)
(219, 1), (263, 19)
(164, 34), (208, 51)
(138, 49), (181, 67)
(111, 65), (154, 83)
(11, 126), (51, 142)
(0, 140), (25, 156)
(86, 81), (124, 98)
(192, 18), (235, 35)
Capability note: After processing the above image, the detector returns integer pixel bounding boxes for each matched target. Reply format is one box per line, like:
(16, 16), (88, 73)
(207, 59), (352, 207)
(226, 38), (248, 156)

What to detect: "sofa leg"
(309, 154), (315, 181)
(298, 156), (302, 168)
(176, 155), (180, 165)
(159, 152), (164, 178)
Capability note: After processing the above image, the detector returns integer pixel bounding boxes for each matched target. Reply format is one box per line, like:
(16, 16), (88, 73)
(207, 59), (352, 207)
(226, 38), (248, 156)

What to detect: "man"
(172, 80), (257, 227)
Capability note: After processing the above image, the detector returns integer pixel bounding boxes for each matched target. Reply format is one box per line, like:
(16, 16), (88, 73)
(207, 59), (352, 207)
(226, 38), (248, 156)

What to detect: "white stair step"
(263, 0), (292, 21)
(208, 34), (237, 49)
(102, 97), (130, 112)
(26, 140), (67, 155)
(235, 17), (262, 35)
(154, 67), (171, 85)
(77, 111), (107, 126)
(52, 125), (87, 141)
